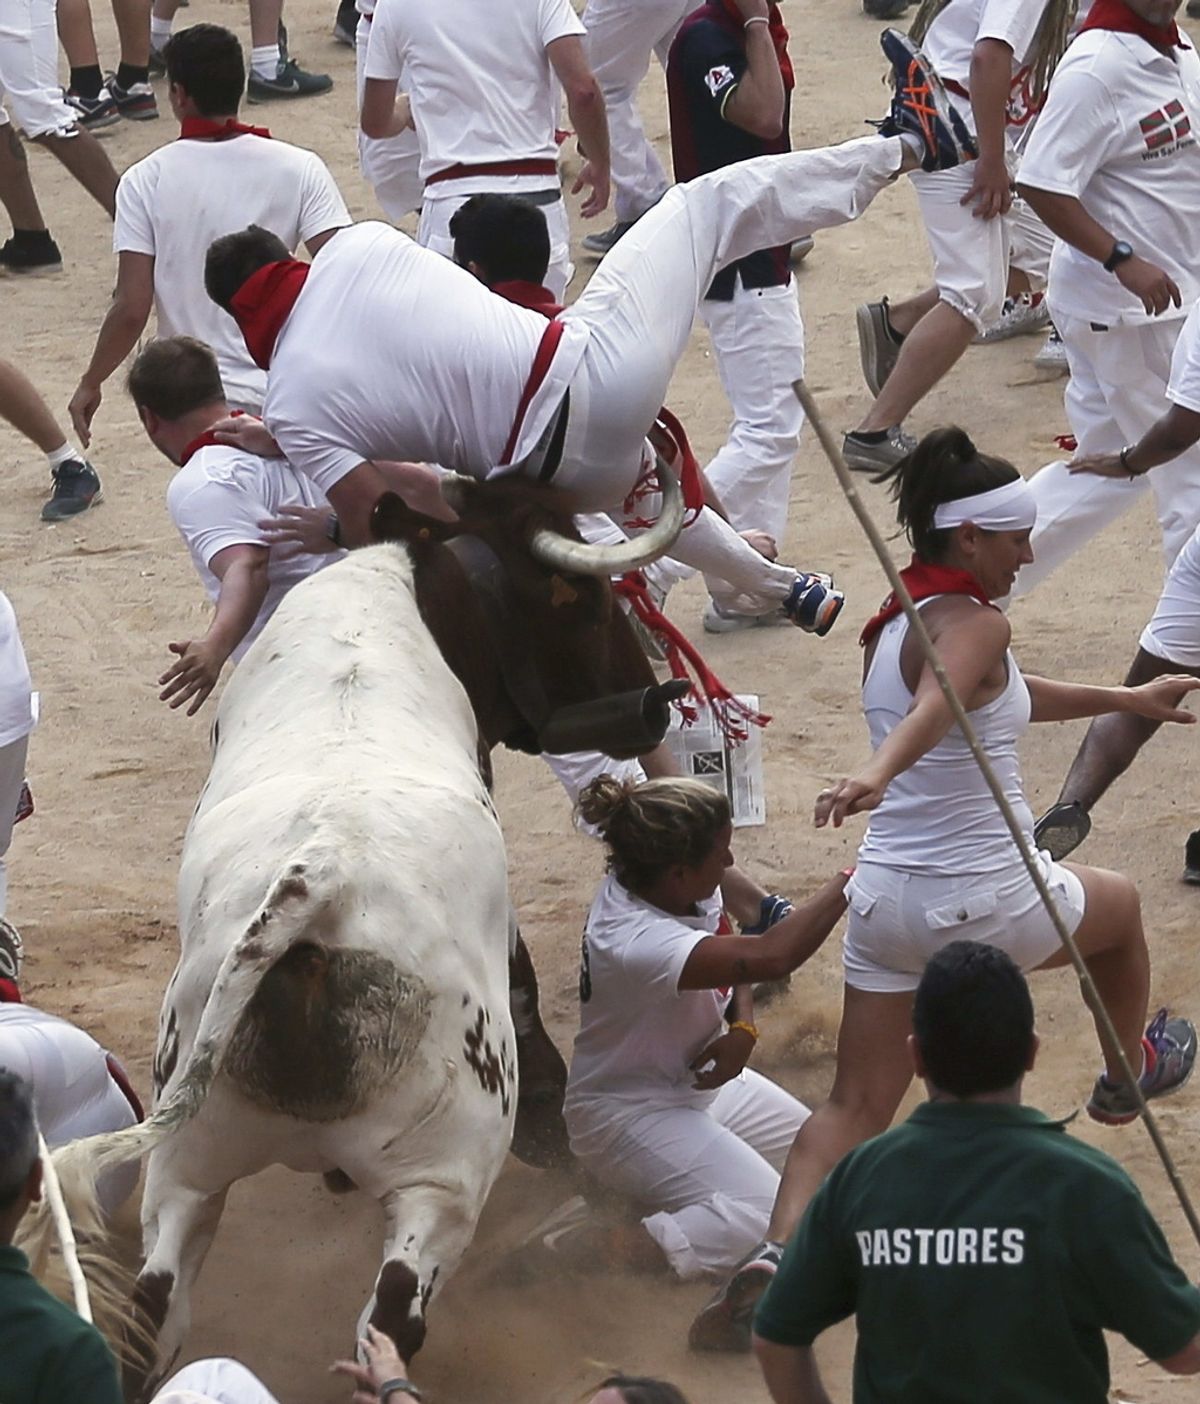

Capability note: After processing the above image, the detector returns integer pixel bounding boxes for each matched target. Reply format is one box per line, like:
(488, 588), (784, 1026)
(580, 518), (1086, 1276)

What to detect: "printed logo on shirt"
(705, 64), (737, 98)
(855, 1226), (1025, 1267)
(1139, 100), (1194, 160)
(579, 932), (592, 1004)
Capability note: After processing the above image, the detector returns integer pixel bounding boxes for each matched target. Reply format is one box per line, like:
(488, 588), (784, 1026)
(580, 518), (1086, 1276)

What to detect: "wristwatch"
(379, 1379), (424, 1402)
(1103, 239), (1134, 273)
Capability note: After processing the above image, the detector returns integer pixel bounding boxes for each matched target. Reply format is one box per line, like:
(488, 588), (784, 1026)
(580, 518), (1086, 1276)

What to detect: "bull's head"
(370, 464), (687, 760)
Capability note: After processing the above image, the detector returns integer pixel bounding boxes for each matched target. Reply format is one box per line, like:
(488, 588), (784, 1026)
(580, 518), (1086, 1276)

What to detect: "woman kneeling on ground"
(555, 775), (849, 1281)
(690, 426), (1200, 1351)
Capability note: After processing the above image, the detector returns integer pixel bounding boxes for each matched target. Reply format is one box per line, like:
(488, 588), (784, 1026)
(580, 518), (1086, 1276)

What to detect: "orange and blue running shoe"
(873, 28), (977, 172)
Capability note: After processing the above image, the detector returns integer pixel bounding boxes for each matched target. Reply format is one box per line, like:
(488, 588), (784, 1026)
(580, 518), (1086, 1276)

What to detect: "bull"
(34, 468), (685, 1394)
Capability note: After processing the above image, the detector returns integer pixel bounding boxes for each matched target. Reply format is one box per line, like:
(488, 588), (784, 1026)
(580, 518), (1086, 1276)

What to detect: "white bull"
(130, 543), (514, 1386)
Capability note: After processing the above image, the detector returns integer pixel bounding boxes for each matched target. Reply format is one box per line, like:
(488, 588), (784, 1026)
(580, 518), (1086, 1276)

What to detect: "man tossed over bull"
(203, 21), (979, 634)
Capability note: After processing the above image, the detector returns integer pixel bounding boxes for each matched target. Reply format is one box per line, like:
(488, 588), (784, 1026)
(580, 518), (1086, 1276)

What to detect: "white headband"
(932, 477), (1037, 532)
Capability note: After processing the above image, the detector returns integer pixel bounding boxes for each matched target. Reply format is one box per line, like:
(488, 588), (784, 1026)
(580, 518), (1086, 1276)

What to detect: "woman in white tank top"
(693, 429), (1200, 1346)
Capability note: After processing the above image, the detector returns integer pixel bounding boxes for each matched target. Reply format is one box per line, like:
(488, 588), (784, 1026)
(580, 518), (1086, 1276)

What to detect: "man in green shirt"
(752, 940), (1200, 1403)
(0, 1069), (123, 1404)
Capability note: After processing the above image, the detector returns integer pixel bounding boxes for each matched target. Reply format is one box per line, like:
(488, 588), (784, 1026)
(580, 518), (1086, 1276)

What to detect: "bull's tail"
(15, 860), (328, 1330)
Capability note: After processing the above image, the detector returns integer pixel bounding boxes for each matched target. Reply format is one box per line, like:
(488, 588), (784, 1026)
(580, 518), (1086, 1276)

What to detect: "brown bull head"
(370, 480), (684, 759)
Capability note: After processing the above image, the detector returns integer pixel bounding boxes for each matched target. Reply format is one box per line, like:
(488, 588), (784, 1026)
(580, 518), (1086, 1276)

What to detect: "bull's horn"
(528, 453), (686, 577)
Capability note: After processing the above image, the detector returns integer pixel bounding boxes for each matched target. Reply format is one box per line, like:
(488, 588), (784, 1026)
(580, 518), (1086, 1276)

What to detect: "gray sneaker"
(247, 57), (333, 100)
(842, 426), (916, 473)
(856, 299), (903, 396)
(582, 220), (635, 256)
(1086, 1009), (1197, 1126)
(974, 292), (1050, 344)
(689, 1239), (785, 1352)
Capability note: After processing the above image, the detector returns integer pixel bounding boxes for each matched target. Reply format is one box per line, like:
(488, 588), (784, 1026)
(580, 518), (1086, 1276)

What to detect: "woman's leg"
(1033, 863), (1148, 1081)
(766, 984), (915, 1244)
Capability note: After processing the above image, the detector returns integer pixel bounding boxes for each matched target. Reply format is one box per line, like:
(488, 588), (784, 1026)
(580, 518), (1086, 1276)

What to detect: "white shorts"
(843, 853), (1086, 994)
(0, 0), (79, 137)
(911, 161), (1012, 332)
(1140, 521), (1200, 668)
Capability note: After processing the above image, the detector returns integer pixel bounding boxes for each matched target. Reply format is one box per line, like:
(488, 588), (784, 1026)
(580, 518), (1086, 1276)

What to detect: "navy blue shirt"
(666, 3), (792, 301)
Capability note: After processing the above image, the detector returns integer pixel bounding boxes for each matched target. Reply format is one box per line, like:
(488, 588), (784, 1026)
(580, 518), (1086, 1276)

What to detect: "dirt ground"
(4, 0), (1200, 1398)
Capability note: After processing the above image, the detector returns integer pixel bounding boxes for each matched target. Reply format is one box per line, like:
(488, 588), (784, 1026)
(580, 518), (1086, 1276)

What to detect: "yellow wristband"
(729, 1020), (759, 1042)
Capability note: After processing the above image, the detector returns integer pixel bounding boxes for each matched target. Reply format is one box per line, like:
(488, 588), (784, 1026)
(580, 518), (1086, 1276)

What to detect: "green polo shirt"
(755, 1102), (1200, 1403)
(0, 1243), (122, 1404)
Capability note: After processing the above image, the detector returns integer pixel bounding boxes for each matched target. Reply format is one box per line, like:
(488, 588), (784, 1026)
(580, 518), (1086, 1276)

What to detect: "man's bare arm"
(722, 0), (785, 139)
(548, 35), (610, 218)
(753, 1338), (834, 1404)
(70, 250), (155, 444)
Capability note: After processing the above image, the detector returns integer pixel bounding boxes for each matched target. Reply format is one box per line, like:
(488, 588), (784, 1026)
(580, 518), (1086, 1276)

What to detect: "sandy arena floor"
(4, 0), (1200, 1398)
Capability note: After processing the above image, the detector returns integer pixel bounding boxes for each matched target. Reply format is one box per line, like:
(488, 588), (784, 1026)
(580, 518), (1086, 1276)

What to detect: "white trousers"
(0, 733), (27, 917)
(418, 188), (573, 302)
(911, 161), (1011, 332)
(1014, 311), (1200, 597)
(582, 0), (690, 222)
(1006, 193), (1054, 289)
(568, 1072), (809, 1279)
(153, 1357), (280, 1404)
(0, 0), (78, 136)
(557, 136), (905, 511)
(650, 276), (807, 597)
(1141, 520), (1200, 667)
(355, 15), (423, 221)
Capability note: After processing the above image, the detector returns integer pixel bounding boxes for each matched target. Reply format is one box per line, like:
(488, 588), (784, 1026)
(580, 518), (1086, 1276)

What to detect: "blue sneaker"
(782, 573), (844, 636)
(741, 894), (794, 935)
(873, 28), (976, 172)
(1087, 1009), (1198, 1126)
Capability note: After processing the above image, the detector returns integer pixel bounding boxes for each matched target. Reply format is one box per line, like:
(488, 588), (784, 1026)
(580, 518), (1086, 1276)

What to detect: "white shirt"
(264, 222), (589, 493)
(564, 875), (727, 1115)
(115, 134), (350, 411)
(167, 443), (346, 660)
(363, 0), (583, 190)
(1168, 297), (1200, 410)
(1018, 29), (1200, 325)
(923, 0), (1051, 132)
(0, 592), (34, 750)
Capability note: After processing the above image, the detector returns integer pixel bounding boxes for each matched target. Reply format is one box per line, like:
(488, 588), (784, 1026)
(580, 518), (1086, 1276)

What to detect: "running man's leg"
(0, 357), (71, 454)
(1051, 526), (1200, 816)
(1012, 313), (1150, 599)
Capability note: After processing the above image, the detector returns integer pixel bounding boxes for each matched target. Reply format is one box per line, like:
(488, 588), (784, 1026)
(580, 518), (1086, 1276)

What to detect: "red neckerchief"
(1080, 0), (1188, 52)
(492, 280), (564, 318)
(0, 978), (20, 1004)
(180, 409), (246, 467)
(860, 557), (995, 646)
(717, 0), (795, 90)
(229, 260), (309, 370)
(179, 115), (272, 140)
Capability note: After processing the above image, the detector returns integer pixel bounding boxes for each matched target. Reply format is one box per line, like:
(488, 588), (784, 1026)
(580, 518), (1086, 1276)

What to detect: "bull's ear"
(370, 491), (455, 545)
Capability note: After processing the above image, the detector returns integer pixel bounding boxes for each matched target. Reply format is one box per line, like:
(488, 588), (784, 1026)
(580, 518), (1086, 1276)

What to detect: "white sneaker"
(974, 292), (1050, 344)
(1034, 328), (1068, 374)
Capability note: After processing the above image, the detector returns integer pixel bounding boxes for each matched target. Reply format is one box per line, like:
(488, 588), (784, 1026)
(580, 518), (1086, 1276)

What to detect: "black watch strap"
(1103, 239), (1133, 273)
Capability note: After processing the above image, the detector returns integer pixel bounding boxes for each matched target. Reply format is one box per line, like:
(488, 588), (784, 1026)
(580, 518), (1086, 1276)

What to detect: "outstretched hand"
(572, 160), (610, 219)
(814, 776), (885, 828)
(331, 1323), (411, 1404)
(158, 639), (227, 715)
(1124, 674), (1200, 723)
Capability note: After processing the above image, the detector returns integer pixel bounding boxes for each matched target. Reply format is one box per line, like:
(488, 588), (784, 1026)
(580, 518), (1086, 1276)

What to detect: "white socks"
(45, 443), (81, 469)
(150, 15), (172, 46)
(251, 43), (281, 79)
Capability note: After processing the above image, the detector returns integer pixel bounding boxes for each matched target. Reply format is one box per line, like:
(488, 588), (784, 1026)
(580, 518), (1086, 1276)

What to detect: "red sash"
(860, 558), (994, 646)
(426, 157), (558, 187)
(500, 318), (566, 466)
(180, 411), (246, 466)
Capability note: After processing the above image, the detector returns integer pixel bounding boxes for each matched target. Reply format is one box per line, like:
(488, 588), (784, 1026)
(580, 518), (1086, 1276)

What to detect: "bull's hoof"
(511, 1089), (573, 1170)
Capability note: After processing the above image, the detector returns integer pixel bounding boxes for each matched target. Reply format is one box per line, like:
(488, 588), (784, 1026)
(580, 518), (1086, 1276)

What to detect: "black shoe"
(105, 72), (159, 120)
(247, 57), (333, 100)
(65, 84), (121, 129)
(334, 0), (357, 44)
(1188, 0), (1200, 17)
(582, 219), (636, 256)
(1033, 801), (1091, 862)
(42, 460), (103, 521)
(0, 234), (63, 276)
(863, 0), (911, 16)
(1185, 830), (1200, 884)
